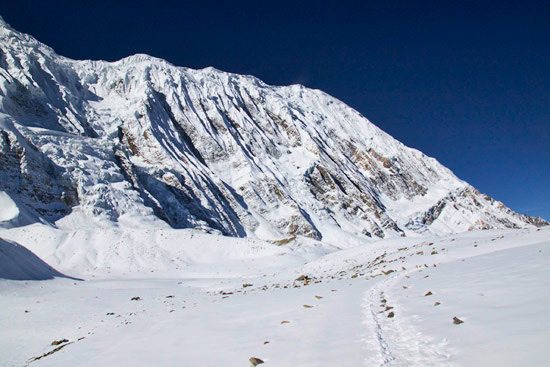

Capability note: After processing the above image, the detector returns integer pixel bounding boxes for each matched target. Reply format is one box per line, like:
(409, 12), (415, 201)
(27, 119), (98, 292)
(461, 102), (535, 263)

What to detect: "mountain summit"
(0, 18), (546, 242)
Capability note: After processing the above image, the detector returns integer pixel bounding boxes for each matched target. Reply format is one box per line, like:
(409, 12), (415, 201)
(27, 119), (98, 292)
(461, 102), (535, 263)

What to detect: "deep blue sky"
(2, 1), (549, 219)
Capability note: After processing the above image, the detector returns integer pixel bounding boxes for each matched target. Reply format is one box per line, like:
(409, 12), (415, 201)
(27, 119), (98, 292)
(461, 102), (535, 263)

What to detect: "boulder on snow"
(453, 316), (464, 324)
(249, 357), (264, 366)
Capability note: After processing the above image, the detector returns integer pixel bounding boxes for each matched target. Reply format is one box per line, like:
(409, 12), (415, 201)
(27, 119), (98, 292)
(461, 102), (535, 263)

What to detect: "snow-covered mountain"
(1, 16), (549, 366)
(0, 16), (546, 242)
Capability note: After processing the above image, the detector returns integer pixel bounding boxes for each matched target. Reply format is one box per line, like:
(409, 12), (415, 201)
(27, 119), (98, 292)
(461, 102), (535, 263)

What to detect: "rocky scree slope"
(0, 17), (546, 241)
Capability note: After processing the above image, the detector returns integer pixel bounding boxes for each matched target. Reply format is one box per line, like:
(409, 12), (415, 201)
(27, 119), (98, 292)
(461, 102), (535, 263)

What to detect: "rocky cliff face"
(0, 17), (546, 241)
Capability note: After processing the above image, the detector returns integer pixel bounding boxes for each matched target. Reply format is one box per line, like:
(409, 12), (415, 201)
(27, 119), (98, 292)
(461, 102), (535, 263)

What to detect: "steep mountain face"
(0, 17), (546, 241)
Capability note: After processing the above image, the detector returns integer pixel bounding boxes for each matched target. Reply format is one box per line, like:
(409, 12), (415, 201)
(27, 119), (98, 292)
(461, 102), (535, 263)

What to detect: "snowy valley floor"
(1, 227), (549, 366)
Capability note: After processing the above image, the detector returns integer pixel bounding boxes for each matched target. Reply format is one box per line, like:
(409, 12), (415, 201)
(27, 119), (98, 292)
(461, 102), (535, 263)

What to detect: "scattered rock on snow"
(303, 304), (314, 308)
(250, 357), (264, 366)
(453, 316), (464, 324)
(425, 291), (432, 296)
(130, 297), (141, 301)
(434, 302), (441, 306)
(387, 311), (395, 318)
(51, 339), (69, 346)
(29, 342), (74, 362)
(281, 320), (290, 324)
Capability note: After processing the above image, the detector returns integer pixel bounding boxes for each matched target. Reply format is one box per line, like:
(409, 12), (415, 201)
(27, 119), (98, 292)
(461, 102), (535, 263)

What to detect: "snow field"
(0, 226), (548, 366)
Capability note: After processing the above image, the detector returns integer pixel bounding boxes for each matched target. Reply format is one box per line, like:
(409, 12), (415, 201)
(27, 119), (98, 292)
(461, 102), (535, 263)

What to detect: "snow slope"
(0, 237), (76, 280)
(1, 227), (548, 366)
(0, 16), (546, 243)
(0, 223), (335, 280)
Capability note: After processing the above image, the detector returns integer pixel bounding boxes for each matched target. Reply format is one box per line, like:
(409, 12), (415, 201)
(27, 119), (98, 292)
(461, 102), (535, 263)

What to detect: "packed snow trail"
(362, 271), (454, 366)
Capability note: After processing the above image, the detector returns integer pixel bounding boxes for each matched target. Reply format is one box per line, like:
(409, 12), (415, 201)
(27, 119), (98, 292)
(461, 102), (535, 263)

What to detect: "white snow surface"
(0, 225), (548, 366)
